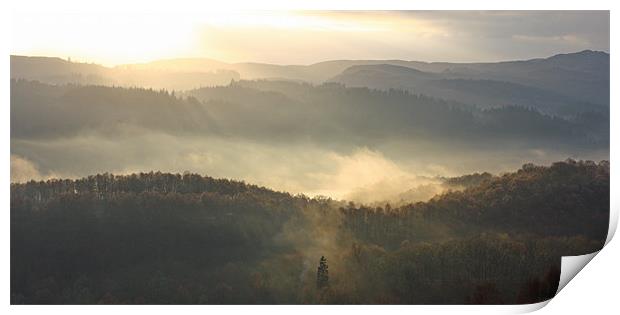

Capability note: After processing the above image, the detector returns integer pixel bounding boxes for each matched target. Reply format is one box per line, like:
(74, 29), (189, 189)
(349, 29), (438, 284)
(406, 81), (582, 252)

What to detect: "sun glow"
(12, 11), (199, 66)
(11, 10), (437, 66)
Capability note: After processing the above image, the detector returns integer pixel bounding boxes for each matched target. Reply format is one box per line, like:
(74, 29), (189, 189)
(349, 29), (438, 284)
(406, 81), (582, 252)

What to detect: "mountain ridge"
(11, 50), (610, 115)
(11, 49), (608, 79)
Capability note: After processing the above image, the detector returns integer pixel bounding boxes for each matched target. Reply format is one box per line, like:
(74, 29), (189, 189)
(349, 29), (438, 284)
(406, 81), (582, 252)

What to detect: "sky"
(11, 10), (610, 66)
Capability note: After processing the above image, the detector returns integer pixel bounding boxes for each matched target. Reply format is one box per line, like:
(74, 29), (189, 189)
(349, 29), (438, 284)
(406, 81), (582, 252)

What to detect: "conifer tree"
(316, 256), (329, 289)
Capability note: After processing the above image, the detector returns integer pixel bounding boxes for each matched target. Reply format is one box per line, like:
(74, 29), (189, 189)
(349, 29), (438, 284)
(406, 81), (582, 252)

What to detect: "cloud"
(12, 10), (609, 65)
(512, 34), (590, 46)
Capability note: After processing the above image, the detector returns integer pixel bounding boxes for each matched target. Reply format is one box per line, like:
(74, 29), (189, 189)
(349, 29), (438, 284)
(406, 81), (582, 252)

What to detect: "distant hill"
(12, 79), (609, 151)
(11, 56), (113, 85)
(10, 55), (240, 90)
(328, 51), (609, 115)
(11, 51), (609, 115)
(129, 50), (609, 103)
(123, 58), (418, 83)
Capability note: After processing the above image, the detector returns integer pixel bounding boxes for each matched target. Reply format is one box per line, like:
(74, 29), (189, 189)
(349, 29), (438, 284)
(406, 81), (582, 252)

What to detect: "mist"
(10, 127), (607, 205)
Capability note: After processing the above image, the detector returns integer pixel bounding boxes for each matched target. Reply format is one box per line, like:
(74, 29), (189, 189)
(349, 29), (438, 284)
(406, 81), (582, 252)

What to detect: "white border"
(3, 1), (617, 314)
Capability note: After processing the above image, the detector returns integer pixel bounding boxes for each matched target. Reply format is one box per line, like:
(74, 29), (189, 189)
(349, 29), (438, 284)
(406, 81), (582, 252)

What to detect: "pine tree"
(316, 256), (329, 289)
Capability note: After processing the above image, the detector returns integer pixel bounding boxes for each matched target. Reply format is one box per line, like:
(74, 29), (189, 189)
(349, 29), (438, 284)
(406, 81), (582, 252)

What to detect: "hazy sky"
(11, 10), (609, 66)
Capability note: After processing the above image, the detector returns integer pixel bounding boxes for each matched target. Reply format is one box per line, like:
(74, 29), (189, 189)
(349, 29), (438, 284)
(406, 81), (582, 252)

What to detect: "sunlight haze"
(12, 10), (610, 65)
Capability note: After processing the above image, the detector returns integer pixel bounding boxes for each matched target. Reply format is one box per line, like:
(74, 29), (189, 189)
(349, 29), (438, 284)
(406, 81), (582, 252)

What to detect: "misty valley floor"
(10, 160), (609, 304)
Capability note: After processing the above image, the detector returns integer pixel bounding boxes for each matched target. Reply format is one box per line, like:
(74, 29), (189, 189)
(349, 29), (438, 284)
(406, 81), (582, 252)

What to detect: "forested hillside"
(12, 79), (608, 149)
(11, 160), (609, 304)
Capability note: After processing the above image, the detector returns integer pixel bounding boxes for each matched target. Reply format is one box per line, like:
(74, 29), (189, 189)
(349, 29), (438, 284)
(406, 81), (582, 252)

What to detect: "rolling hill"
(11, 50), (609, 116)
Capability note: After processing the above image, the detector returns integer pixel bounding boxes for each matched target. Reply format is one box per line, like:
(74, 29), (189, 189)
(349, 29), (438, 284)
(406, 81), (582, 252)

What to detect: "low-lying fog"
(11, 128), (608, 204)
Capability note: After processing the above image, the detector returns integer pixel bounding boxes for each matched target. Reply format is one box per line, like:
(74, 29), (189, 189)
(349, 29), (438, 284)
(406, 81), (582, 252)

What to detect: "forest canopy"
(11, 160), (609, 304)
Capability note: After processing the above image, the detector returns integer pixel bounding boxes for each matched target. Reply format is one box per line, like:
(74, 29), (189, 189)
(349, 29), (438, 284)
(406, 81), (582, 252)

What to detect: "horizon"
(10, 48), (610, 68)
